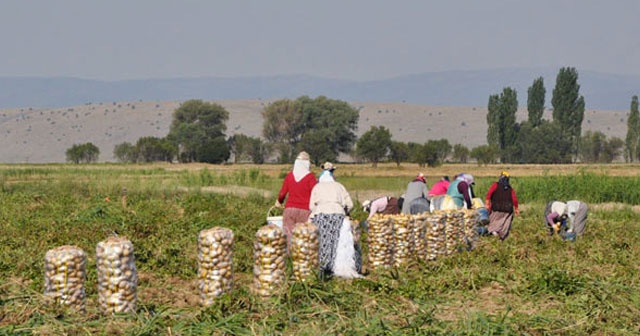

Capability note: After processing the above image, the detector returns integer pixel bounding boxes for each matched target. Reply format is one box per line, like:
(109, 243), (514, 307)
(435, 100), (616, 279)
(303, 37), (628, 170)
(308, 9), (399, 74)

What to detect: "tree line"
(65, 67), (637, 165)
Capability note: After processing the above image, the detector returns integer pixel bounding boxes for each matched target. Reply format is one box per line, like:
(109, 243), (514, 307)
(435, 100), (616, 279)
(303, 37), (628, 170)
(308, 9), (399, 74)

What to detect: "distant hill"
(0, 99), (628, 164)
(0, 67), (638, 110)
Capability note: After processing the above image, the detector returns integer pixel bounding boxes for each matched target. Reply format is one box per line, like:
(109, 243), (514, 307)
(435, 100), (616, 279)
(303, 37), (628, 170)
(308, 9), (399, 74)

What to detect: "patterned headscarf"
(498, 171), (510, 190)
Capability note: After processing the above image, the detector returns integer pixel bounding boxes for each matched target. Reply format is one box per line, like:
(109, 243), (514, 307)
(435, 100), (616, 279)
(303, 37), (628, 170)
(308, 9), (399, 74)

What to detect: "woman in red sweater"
(276, 151), (317, 247)
(485, 171), (519, 240)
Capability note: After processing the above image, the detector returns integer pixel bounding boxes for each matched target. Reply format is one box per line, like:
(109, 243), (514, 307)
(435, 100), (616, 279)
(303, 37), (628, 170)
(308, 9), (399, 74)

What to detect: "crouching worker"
(361, 196), (400, 230)
(565, 200), (588, 240)
(544, 201), (568, 236)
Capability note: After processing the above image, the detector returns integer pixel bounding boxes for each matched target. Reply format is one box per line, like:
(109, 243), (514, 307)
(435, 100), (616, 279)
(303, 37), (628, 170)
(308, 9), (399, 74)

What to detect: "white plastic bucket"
(266, 207), (283, 229)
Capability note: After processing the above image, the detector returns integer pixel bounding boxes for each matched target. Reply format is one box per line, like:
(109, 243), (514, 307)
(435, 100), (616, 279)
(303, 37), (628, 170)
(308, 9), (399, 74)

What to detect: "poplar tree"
(527, 77), (545, 127)
(625, 95), (639, 162)
(551, 67), (585, 161)
(486, 87), (518, 162)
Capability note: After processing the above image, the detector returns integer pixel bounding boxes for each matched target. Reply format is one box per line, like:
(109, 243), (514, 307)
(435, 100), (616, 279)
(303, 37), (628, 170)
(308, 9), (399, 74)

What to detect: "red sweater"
(277, 172), (316, 210)
(485, 182), (519, 210)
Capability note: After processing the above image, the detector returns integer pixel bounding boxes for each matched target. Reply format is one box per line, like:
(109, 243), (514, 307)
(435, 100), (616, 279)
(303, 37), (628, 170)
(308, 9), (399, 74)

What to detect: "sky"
(1, 0), (639, 81)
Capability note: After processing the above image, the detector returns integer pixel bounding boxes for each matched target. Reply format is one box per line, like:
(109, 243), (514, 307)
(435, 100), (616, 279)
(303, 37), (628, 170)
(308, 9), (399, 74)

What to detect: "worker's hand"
(274, 200), (283, 208)
(515, 208), (520, 216)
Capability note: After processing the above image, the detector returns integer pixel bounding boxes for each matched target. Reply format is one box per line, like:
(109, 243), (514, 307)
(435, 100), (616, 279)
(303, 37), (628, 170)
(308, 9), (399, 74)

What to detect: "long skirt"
(283, 207), (310, 248)
(487, 211), (514, 240)
(312, 213), (361, 278)
(571, 202), (588, 235)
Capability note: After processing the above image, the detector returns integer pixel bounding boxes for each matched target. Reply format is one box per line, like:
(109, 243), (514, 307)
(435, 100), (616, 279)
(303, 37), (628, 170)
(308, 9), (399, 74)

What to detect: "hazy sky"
(1, 1), (639, 81)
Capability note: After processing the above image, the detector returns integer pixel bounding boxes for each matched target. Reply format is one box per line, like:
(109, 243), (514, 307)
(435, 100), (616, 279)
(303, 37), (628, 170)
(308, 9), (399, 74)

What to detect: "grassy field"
(1, 163), (640, 335)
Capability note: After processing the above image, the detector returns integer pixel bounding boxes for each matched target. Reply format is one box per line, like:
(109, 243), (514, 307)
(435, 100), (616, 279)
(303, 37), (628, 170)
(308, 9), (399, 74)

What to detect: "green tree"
(228, 134), (270, 164)
(261, 99), (303, 162)
(408, 142), (426, 167)
(625, 95), (639, 162)
(486, 94), (500, 147)
(113, 142), (137, 163)
(580, 131), (623, 163)
(470, 145), (499, 166)
(486, 87), (518, 162)
(356, 126), (392, 167)
(196, 137), (230, 164)
(262, 96), (359, 164)
(516, 120), (572, 163)
(551, 67), (585, 161)
(135, 137), (175, 163)
(452, 144), (470, 163)
(389, 141), (409, 167)
(66, 142), (100, 164)
(167, 100), (229, 163)
(527, 77), (546, 127)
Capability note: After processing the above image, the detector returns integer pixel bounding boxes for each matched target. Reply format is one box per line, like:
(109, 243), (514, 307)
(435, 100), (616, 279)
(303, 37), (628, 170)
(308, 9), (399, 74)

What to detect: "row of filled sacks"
(367, 209), (480, 271)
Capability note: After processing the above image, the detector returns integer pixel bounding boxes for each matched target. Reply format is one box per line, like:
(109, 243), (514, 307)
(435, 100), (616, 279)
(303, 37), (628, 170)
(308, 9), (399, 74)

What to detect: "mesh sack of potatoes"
(425, 211), (446, 260)
(96, 236), (137, 314)
(444, 210), (465, 255)
(198, 227), (234, 306)
(252, 224), (287, 296)
(367, 214), (393, 270)
(411, 214), (428, 260)
(392, 215), (412, 267)
(290, 222), (319, 282)
(462, 209), (480, 251)
(44, 245), (87, 311)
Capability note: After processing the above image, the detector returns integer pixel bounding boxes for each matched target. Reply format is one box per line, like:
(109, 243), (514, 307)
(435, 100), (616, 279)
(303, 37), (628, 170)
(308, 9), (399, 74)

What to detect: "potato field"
(1, 163), (639, 335)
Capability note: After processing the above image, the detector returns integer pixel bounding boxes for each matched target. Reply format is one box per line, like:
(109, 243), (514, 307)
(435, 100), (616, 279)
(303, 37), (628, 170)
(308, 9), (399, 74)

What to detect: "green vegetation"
(2, 165), (640, 334)
(65, 142), (100, 164)
(624, 95), (639, 162)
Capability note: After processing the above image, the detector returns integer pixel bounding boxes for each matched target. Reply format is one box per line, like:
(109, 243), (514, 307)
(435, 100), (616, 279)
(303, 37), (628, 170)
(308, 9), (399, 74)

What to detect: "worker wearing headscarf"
(401, 173), (429, 214)
(446, 173), (475, 209)
(566, 200), (588, 236)
(485, 171), (520, 240)
(544, 201), (568, 236)
(276, 151), (317, 248)
(309, 170), (360, 278)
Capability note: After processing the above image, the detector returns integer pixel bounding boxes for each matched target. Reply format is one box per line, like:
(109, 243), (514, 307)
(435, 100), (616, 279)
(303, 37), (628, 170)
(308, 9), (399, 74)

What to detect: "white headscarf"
(292, 158), (311, 182)
(318, 170), (335, 182)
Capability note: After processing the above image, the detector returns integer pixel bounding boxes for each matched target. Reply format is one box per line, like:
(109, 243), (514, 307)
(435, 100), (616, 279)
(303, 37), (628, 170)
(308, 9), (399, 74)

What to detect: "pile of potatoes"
(444, 210), (465, 255)
(410, 214), (428, 260)
(392, 215), (412, 267)
(367, 215), (394, 270)
(96, 236), (137, 314)
(463, 209), (480, 250)
(252, 224), (287, 296)
(44, 245), (87, 311)
(290, 222), (319, 282)
(426, 211), (446, 260)
(198, 227), (234, 306)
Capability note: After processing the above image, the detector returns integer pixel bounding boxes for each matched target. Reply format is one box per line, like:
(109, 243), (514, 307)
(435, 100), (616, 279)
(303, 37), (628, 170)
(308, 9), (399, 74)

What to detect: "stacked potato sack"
(462, 209), (480, 251)
(44, 245), (87, 311)
(410, 214), (428, 260)
(367, 214), (393, 270)
(252, 224), (287, 296)
(290, 222), (319, 282)
(425, 211), (446, 260)
(96, 236), (137, 314)
(392, 215), (412, 267)
(444, 210), (465, 255)
(198, 227), (234, 306)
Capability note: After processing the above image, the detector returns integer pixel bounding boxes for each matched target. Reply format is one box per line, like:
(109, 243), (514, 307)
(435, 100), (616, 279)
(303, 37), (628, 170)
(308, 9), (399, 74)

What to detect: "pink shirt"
(428, 180), (450, 197)
(367, 197), (389, 219)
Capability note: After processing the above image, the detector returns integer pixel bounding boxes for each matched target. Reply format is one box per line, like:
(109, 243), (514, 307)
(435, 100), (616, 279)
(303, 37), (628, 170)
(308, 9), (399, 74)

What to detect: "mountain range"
(1, 67), (638, 110)
(0, 67), (635, 163)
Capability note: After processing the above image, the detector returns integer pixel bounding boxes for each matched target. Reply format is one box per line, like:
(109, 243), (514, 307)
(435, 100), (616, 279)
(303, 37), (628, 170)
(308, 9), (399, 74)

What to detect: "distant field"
(0, 99), (629, 163)
(1, 163), (640, 334)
